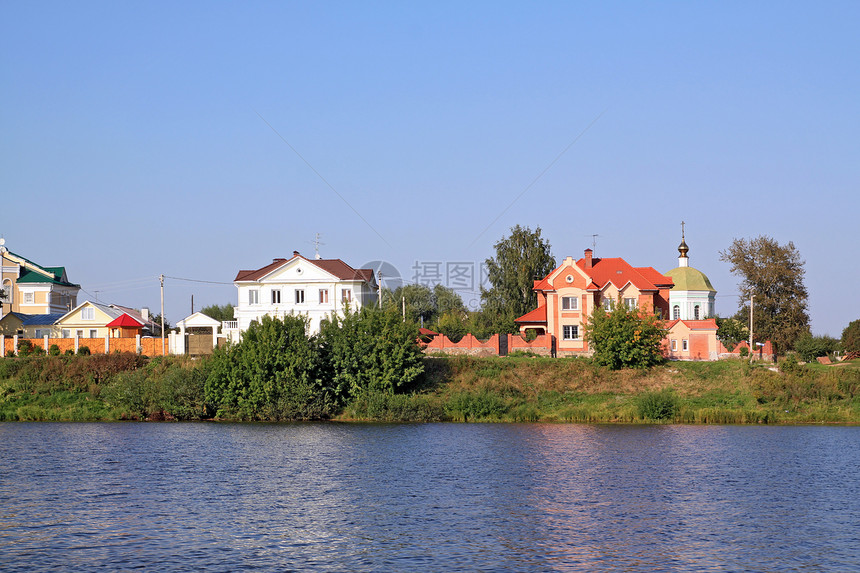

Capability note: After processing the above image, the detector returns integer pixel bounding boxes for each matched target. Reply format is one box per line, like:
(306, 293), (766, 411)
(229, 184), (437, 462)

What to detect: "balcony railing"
(222, 321), (238, 330)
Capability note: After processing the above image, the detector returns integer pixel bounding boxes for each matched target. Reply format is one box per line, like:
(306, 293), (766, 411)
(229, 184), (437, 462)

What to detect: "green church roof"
(665, 266), (716, 293)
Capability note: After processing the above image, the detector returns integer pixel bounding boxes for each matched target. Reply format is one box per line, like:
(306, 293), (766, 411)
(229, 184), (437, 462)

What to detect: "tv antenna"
(309, 233), (325, 260)
(591, 234), (599, 249)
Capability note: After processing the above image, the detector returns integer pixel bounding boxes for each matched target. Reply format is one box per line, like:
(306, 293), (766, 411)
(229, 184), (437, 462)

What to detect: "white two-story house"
(233, 251), (377, 335)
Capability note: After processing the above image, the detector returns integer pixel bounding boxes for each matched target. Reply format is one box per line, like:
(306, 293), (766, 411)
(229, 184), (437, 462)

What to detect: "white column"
(44, 335), (49, 353)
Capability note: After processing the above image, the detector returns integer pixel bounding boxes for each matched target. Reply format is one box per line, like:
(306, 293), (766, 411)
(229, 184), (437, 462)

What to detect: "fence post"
(74, 335), (79, 354)
(0, 334), (4, 357)
(136, 334), (141, 355)
(105, 336), (110, 355)
(44, 335), (49, 353)
(13, 334), (19, 356)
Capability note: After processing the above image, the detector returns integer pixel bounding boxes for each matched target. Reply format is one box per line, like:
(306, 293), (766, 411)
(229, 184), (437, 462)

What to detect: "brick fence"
(2, 335), (168, 357)
(421, 333), (557, 357)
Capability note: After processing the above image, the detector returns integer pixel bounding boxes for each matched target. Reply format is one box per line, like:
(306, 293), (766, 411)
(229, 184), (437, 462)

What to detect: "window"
(319, 289), (329, 304)
(624, 298), (637, 310)
(673, 305), (680, 320)
(35, 329), (46, 338)
(89, 329), (98, 339)
(603, 298), (613, 311)
(671, 339), (677, 351)
(62, 329), (70, 339)
(342, 289), (352, 303)
(561, 296), (578, 311)
(81, 307), (94, 320)
(248, 290), (259, 305)
(563, 325), (579, 340)
(682, 339), (689, 351)
(76, 330), (84, 338)
(271, 290), (281, 304)
(295, 289), (305, 304)
(1, 280), (12, 303)
(694, 305), (700, 320)
(23, 292), (34, 304)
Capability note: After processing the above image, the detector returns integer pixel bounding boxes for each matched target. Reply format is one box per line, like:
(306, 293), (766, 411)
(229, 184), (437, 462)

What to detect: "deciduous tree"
(481, 225), (556, 333)
(200, 303), (234, 322)
(719, 236), (809, 354)
(842, 319), (860, 354)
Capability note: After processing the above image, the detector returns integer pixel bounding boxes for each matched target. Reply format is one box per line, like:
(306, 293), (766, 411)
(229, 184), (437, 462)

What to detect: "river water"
(1, 422), (858, 571)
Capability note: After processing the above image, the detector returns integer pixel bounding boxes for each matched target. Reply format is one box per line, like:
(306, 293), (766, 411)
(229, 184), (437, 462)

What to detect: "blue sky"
(2, 1), (857, 336)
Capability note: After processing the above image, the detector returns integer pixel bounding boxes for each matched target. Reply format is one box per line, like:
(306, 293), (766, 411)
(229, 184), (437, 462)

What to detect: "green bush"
(205, 314), (330, 420)
(48, 344), (61, 356)
(636, 389), (678, 421)
(584, 302), (666, 370)
(77, 346), (91, 356)
(318, 307), (424, 402)
(445, 390), (508, 421)
(346, 392), (445, 422)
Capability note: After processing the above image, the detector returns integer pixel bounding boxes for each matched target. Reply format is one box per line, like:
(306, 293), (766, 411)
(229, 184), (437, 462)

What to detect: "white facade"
(233, 255), (377, 335)
(665, 240), (717, 321)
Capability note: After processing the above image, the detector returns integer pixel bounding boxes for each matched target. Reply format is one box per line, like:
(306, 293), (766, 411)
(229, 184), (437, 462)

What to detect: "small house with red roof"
(106, 313), (145, 338)
(233, 251), (377, 335)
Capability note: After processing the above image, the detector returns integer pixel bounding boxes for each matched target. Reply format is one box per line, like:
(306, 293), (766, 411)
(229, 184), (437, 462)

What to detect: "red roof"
(576, 257), (671, 292)
(418, 327), (439, 336)
(666, 319), (718, 331)
(235, 254), (374, 283)
(106, 313), (145, 328)
(514, 305), (548, 324)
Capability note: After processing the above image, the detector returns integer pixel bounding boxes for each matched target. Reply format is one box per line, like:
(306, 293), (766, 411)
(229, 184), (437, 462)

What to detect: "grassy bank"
(1, 353), (859, 424)
(340, 355), (860, 424)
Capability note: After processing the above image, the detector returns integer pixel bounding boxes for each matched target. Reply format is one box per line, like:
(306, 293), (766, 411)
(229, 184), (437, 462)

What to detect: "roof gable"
(57, 300), (124, 325)
(6, 252), (79, 288)
(176, 312), (222, 329)
(235, 254), (375, 285)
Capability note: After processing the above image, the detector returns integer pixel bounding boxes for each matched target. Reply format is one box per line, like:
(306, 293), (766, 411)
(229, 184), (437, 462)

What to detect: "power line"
(163, 275), (234, 285)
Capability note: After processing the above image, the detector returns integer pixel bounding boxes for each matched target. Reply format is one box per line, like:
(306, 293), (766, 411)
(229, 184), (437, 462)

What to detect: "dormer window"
(82, 307), (94, 320)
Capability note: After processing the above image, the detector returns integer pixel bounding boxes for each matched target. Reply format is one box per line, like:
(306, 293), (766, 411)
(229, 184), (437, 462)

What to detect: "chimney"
(141, 307), (150, 321)
(584, 248), (593, 270)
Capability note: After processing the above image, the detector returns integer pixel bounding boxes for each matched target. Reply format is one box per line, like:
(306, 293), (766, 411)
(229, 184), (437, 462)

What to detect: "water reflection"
(1, 423), (859, 571)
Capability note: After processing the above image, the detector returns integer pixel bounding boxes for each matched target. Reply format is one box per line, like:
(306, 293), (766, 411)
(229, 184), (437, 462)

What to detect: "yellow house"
(55, 301), (128, 340)
(0, 241), (80, 318)
(0, 312), (66, 338)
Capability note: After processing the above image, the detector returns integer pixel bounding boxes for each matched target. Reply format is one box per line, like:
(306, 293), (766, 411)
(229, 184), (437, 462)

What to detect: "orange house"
(663, 319), (720, 360)
(514, 249), (674, 356)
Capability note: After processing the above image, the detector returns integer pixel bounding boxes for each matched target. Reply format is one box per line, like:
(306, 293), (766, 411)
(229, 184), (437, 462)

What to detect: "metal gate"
(186, 334), (214, 356)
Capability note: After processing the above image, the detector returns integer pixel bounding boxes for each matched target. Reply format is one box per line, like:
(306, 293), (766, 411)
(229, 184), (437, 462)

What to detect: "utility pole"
(402, 296), (406, 322)
(749, 293), (754, 363)
(378, 272), (383, 308)
(160, 274), (165, 356)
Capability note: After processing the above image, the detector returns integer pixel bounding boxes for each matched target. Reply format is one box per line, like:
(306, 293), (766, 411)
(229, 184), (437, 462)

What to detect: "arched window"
(672, 305), (680, 320)
(694, 305), (700, 320)
(1, 279), (12, 304)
